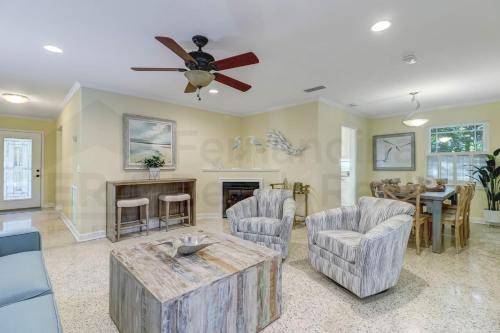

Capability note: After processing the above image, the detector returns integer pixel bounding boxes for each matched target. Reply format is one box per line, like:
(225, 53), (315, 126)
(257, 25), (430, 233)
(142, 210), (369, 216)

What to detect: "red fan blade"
(131, 67), (186, 72)
(184, 82), (197, 93)
(211, 52), (259, 71)
(214, 73), (251, 92)
(155, 36), (197, 64)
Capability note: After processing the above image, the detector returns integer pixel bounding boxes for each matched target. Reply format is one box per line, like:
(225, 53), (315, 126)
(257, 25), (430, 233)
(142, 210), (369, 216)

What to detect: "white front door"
(0, 130), (42, 210)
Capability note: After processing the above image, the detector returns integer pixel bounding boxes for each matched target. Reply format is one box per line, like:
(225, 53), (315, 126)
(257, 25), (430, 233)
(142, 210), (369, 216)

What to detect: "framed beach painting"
(123, 114), (176, 170)
(373, 132), (415, 171)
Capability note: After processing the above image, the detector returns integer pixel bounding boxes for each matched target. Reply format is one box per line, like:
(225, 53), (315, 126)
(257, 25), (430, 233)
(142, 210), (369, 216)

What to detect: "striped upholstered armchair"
(306, 196), (415, 298)
(226, 189), (296, 259)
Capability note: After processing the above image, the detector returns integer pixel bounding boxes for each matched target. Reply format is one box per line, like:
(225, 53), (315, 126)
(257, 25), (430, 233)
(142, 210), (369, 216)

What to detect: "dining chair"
(442, 183), (475, 245)
(382, 184), (429, 254)
(464, 182), (476, 242)
(441, 185), (470, 253)
(369, 181), (383, 197)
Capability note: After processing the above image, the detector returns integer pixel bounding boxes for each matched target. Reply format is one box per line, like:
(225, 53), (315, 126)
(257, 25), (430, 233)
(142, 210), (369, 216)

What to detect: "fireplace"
(222, 180), (261, 218)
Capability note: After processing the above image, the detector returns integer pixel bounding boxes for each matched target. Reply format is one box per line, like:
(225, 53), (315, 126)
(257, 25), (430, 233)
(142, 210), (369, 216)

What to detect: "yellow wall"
(368, 101), (500, 218)
(0, 115), (57, 207)
(55, 88), (370, 234)
(53, 84), (500, 235)
(56, 90), (82, 227)
(241, 100), (370, 214)
(241, 102), (322, 213)
(74, 87), (242, 233)
(318, 101), (371, 208)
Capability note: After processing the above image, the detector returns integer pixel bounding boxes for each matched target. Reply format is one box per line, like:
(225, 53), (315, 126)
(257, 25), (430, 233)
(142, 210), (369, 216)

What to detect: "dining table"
(420, 186), (457, 253)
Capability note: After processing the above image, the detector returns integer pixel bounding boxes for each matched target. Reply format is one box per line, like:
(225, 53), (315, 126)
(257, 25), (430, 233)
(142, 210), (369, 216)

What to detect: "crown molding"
(0, 112), (56, 121)
(59, 81), (81, 111)
(365, 96), (500, 119)
(77, 83), (243, 117)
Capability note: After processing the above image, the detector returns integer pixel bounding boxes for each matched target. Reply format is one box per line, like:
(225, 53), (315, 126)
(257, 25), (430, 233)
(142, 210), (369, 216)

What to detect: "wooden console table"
(106, 178), (196, 242)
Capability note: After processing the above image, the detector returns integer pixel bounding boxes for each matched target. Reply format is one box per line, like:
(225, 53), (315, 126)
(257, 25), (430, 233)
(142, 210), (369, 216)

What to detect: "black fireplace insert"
(222, 181), (260, 218)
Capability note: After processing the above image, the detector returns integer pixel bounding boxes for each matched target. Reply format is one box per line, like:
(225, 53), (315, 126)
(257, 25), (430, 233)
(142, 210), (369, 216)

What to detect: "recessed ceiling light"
(208, 89), (219, 94)
(371, 20), (391, 32)
(2, 93), (30, 104)
(43, 45), (63, 54)
(403, 54), (417, 65)
(303, 85), (326, 93)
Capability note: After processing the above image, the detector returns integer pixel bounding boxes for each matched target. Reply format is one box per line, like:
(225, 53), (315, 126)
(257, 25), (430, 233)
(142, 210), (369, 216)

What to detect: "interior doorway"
(0, 130), (42, 211)
(340, 126), (357, 206)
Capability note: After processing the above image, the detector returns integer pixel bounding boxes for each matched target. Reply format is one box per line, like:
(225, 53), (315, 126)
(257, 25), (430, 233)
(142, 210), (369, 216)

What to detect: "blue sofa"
(0, 227), (62, 333)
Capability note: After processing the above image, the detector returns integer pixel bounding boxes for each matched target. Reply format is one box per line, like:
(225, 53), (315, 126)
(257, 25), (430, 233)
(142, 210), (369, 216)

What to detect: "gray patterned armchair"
(226, 189), (296, 259)
(306, 196), (415, 298)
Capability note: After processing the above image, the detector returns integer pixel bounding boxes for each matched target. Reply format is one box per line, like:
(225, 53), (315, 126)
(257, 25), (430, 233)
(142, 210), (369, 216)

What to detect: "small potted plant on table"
(471, 148), (500, 225)
(142, 155), (165, 180)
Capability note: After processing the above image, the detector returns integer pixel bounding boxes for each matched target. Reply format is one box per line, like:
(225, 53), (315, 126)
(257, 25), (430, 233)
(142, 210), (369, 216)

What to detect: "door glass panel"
(3, 138), (32, 200)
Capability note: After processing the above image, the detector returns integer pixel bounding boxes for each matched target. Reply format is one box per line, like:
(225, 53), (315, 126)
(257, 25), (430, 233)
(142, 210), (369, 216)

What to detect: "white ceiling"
(1, 0), (500, 119)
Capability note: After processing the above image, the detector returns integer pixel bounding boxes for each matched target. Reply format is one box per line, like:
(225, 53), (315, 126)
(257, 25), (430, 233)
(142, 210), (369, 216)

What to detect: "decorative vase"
(149, 167), (160, 180)
(483, 209), (500, 226)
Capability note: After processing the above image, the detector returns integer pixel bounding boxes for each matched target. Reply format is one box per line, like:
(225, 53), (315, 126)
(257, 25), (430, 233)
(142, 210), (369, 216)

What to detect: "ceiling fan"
(131, 35), (259, 100)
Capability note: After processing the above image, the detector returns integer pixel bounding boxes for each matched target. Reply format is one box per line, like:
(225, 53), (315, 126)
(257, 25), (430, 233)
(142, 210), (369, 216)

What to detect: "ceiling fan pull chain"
(197, 88), (201, 101)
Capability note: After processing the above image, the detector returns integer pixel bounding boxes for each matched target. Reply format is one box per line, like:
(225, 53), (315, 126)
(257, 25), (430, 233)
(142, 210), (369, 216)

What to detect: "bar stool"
(158, 193), (191, 231)
(116, 197), (149, 241)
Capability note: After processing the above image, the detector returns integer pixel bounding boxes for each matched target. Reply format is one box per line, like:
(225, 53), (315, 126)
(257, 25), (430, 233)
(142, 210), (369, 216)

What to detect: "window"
(426, 123), (487, 183)
(3, 138), (33, 200)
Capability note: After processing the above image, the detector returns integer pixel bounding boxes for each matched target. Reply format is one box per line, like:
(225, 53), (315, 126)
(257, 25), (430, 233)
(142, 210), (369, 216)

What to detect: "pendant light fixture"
(402, 92), (428, 127)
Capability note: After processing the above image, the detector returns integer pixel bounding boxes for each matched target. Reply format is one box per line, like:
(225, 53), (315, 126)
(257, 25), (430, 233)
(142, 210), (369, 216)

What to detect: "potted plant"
(471, 148), (500, 225)
(142, 155), (165, 180)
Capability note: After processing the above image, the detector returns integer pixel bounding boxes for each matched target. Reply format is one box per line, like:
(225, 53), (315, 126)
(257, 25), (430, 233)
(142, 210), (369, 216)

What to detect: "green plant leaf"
(494, 148), (500, 156)
(494, 166), (500, 179)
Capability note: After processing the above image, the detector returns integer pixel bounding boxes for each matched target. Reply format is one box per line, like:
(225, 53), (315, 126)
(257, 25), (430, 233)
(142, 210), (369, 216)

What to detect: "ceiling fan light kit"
(132, 35), (259, 100)
(184, 70), (215, 87)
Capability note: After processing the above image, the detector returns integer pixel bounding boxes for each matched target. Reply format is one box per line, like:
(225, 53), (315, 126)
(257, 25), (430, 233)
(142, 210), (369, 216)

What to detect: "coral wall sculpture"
(266, 129), (306, 156)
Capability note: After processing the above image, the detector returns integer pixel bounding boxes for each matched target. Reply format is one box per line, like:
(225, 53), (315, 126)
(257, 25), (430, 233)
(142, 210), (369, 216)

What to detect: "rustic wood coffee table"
(109, 231), (282, 333)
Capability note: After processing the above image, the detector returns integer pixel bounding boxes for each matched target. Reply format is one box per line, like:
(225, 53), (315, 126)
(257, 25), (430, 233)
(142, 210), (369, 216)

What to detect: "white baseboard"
(198, 213), (222, 219)
(56, 207), (106, 242)
(471, 217), (486, 224)
(471, 216), (500, 226)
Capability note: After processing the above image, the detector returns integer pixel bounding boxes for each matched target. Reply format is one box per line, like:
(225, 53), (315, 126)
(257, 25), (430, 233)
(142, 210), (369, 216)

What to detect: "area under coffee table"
(109, 231), (282, 333)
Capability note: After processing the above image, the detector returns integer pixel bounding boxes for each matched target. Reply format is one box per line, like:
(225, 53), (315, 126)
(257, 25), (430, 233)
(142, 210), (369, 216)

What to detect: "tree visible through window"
(427, 123), (487, 183)
(430, 124), (485, 153)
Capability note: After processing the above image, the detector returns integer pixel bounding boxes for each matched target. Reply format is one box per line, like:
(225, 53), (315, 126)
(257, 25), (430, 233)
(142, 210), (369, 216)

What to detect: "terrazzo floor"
(1, 209), (499, 333)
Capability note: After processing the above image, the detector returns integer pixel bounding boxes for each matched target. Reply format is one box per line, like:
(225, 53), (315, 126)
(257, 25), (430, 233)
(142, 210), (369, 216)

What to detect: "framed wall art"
(373, 132), (415, 171)
(123, 114), (176, 170)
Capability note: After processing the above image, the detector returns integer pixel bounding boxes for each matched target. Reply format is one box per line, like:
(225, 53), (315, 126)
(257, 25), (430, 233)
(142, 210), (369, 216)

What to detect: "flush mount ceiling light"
(371, 20), (391, 32)
(43, 45), (63, 53)
(1, 93), (30, 104)
(402, 92), (429, 127)
(208, 89), (219, 94)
